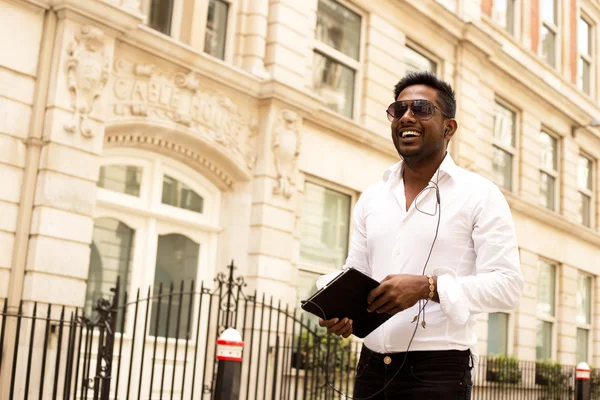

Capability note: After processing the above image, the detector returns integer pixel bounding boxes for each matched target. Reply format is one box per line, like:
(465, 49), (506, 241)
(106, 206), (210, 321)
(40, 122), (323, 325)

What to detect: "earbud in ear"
(444, 128), (449, 136)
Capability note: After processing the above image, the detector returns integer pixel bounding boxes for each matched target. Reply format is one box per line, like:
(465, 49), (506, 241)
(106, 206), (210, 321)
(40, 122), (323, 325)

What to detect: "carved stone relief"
(272, 109), (301, 198)
(109, 57), (258, 171)
(64, 25), (111, 138)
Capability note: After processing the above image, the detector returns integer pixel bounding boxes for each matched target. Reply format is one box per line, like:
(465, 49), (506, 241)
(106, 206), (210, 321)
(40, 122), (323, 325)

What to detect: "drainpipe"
(0, 8), (57, 399)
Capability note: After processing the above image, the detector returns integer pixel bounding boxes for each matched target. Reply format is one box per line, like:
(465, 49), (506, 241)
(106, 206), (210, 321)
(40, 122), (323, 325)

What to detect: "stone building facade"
(1, 0), (600, 384)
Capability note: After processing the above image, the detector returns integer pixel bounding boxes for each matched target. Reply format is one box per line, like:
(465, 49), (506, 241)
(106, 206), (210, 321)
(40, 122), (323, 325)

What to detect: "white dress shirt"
(316, 153), (524, 371)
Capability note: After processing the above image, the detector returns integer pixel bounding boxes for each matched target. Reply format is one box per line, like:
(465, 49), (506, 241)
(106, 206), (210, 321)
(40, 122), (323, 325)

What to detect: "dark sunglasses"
(386, 99), (450, 122)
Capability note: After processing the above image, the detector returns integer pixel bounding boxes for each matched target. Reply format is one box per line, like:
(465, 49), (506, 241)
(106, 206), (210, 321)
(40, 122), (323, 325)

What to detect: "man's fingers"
(340, 322), (353, 338)
(342, 329), (353, 338)
(319, 318), (339, 328)
(373, 301), (396, 315)
(367, 292), (390, 313)
(329, 318), (351, 335)
(366, 286), (383, 305)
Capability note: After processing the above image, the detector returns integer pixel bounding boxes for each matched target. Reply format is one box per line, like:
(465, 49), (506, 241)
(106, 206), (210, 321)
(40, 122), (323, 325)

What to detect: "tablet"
(300, 268), (392, 338)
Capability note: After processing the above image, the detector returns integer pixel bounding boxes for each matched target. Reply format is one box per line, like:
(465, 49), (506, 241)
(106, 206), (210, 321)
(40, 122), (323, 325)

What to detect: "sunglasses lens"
(412, 100), (435, 120)
(387, 102), (408, 121)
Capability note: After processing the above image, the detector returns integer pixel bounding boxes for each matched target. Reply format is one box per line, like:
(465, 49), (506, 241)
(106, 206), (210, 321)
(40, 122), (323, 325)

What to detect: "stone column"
(561, 136), (580, 222)
(360, 14), (405, 138)
(452, 42), (493, 173)
(246, 103), (302, 305)
(0, 11), (120, 400)
(519, 112), (542, 204)
(557, 265), (577, 365)
(592, 277), (600, 367)
(21, 17), (116, 308)
(265, 0), (312, 89)
(513, 249), (538, 361)
(241, 0), (270, 78)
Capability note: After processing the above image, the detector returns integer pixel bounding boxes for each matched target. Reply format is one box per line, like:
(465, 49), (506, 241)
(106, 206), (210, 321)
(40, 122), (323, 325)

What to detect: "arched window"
(87, 150), (221, 339)
(85, 218), (135, 332)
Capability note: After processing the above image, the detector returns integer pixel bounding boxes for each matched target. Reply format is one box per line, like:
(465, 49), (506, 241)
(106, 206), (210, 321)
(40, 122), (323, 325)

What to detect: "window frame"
(575, 272), (594, 363)
(577, 13), (594, 96)
(296, 175), (358, 277)
(577, 153), (595, 228)
(201, 0), (235, 61)
(403, 41), (440, 76)
(536, 259), (559, 361)
(140, 0), (236, 62)
(492, 0), (517, 36)
(491, 99), (520, 193)
(92, 148), (221, 343)
(311, 0), (366, 120)
(539, 0), (559, 68)
(487, 311), (515, 356)
(539, 130), (560, 212)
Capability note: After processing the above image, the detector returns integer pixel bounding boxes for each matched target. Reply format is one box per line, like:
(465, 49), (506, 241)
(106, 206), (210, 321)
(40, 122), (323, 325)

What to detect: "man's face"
(390, 84), (449, 162)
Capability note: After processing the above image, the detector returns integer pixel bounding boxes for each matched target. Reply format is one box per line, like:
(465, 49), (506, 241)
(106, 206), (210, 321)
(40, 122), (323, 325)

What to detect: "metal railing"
(0, 263), (594, 399)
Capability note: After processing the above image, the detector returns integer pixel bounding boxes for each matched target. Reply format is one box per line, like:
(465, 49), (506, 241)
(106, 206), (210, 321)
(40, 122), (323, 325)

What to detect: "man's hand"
(319, 317), (353, 338)
(366, 274), (435, 315)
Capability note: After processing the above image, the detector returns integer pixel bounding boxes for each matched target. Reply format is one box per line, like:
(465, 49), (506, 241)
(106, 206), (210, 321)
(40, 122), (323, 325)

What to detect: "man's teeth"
(402, 131), (421, 138)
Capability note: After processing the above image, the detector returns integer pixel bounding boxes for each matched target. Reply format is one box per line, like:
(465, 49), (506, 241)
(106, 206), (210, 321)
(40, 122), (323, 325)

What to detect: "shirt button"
(384, 356), (392, 365)
(395, 250), (400, 256)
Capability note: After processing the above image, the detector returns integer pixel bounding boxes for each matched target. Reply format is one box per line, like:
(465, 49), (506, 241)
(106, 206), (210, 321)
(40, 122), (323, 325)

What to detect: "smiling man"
(317, 72), (524, 399)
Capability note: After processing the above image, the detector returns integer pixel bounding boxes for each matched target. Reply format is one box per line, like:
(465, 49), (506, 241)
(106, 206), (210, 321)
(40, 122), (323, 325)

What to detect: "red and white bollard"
(575, 361), (591, 400)
(214, 328), (244, 400)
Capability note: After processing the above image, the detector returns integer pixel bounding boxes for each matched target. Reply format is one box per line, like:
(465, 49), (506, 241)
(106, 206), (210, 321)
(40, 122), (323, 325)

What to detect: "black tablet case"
(300, 268), (392, 338)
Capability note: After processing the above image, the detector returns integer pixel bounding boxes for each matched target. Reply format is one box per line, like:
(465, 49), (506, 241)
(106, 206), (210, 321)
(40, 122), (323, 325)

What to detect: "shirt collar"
(382, 152), (459, 183)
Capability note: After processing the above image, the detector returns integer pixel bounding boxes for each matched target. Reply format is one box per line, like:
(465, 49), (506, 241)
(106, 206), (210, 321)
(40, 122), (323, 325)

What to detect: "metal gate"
(0, 262), (360, 399)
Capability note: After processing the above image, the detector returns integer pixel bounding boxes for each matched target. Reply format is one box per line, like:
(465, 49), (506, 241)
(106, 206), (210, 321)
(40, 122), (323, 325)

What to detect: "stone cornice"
(121, 26), (263, 97)
(50, 0), (143, 36)
(308, 109), (398, 158)
(7, 0), (49, 11)
(505, 191), (600, 248)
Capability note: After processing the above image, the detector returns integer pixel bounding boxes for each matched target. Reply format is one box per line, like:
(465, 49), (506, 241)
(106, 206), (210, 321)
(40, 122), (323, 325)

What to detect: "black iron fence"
(0, 262), (595, 399)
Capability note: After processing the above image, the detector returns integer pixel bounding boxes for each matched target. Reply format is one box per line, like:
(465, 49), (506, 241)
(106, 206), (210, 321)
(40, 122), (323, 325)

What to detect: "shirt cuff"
(433, 267), (470, 325)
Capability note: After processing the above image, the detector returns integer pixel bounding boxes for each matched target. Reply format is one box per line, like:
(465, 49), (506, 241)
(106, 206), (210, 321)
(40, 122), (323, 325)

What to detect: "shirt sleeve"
(316, 191), (372, 290)
(433, 185), (524, 325)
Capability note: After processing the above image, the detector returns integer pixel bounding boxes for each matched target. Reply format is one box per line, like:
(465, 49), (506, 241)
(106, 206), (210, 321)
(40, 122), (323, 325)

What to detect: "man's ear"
(444, 119), (458, 140)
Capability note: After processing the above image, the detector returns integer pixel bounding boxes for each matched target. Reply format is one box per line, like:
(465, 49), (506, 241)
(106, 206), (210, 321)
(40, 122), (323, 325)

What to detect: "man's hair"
(393, 71), (456, 119)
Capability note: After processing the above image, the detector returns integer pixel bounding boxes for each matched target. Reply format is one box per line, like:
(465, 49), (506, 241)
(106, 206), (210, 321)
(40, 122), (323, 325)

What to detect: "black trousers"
(353, 346), (473, 400)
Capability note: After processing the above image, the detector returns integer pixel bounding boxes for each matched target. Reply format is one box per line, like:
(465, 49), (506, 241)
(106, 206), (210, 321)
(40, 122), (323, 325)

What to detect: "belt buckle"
(383, 356), (392, 365)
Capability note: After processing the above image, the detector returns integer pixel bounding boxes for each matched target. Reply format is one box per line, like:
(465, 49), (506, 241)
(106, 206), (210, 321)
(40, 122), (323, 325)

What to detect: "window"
(85, 218), (135, 332)
(162, 175), (204, 213)
(204, 0), (228, 59)
(148, 0), (175, 35)
(540, 0), (558, 67)
(90, 153), (220, 340)
(98, 165), (142, 197)
(578, 17), (593, 95)
(493, 0), (515, 34)
(577, 155), (594, 227)
(539, 131), (558, 211)
(404, 45), (437, 75)
(300, 182), (351, 268)
(297, 181), (353, 327)
(488, 312), (509, 355)
(313, 0), (362, 118)
(536, 260), (556, 360)
(492, 102), (517, 191)
(151, 234), (200, 339)
(576, 274), (592, 362)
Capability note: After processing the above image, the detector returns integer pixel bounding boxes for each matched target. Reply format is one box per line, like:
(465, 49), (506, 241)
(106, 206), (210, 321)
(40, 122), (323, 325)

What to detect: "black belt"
(360, 346), (472, 367)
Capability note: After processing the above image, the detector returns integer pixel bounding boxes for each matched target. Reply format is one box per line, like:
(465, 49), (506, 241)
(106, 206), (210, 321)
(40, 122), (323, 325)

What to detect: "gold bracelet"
(426, 274), (435, 300)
